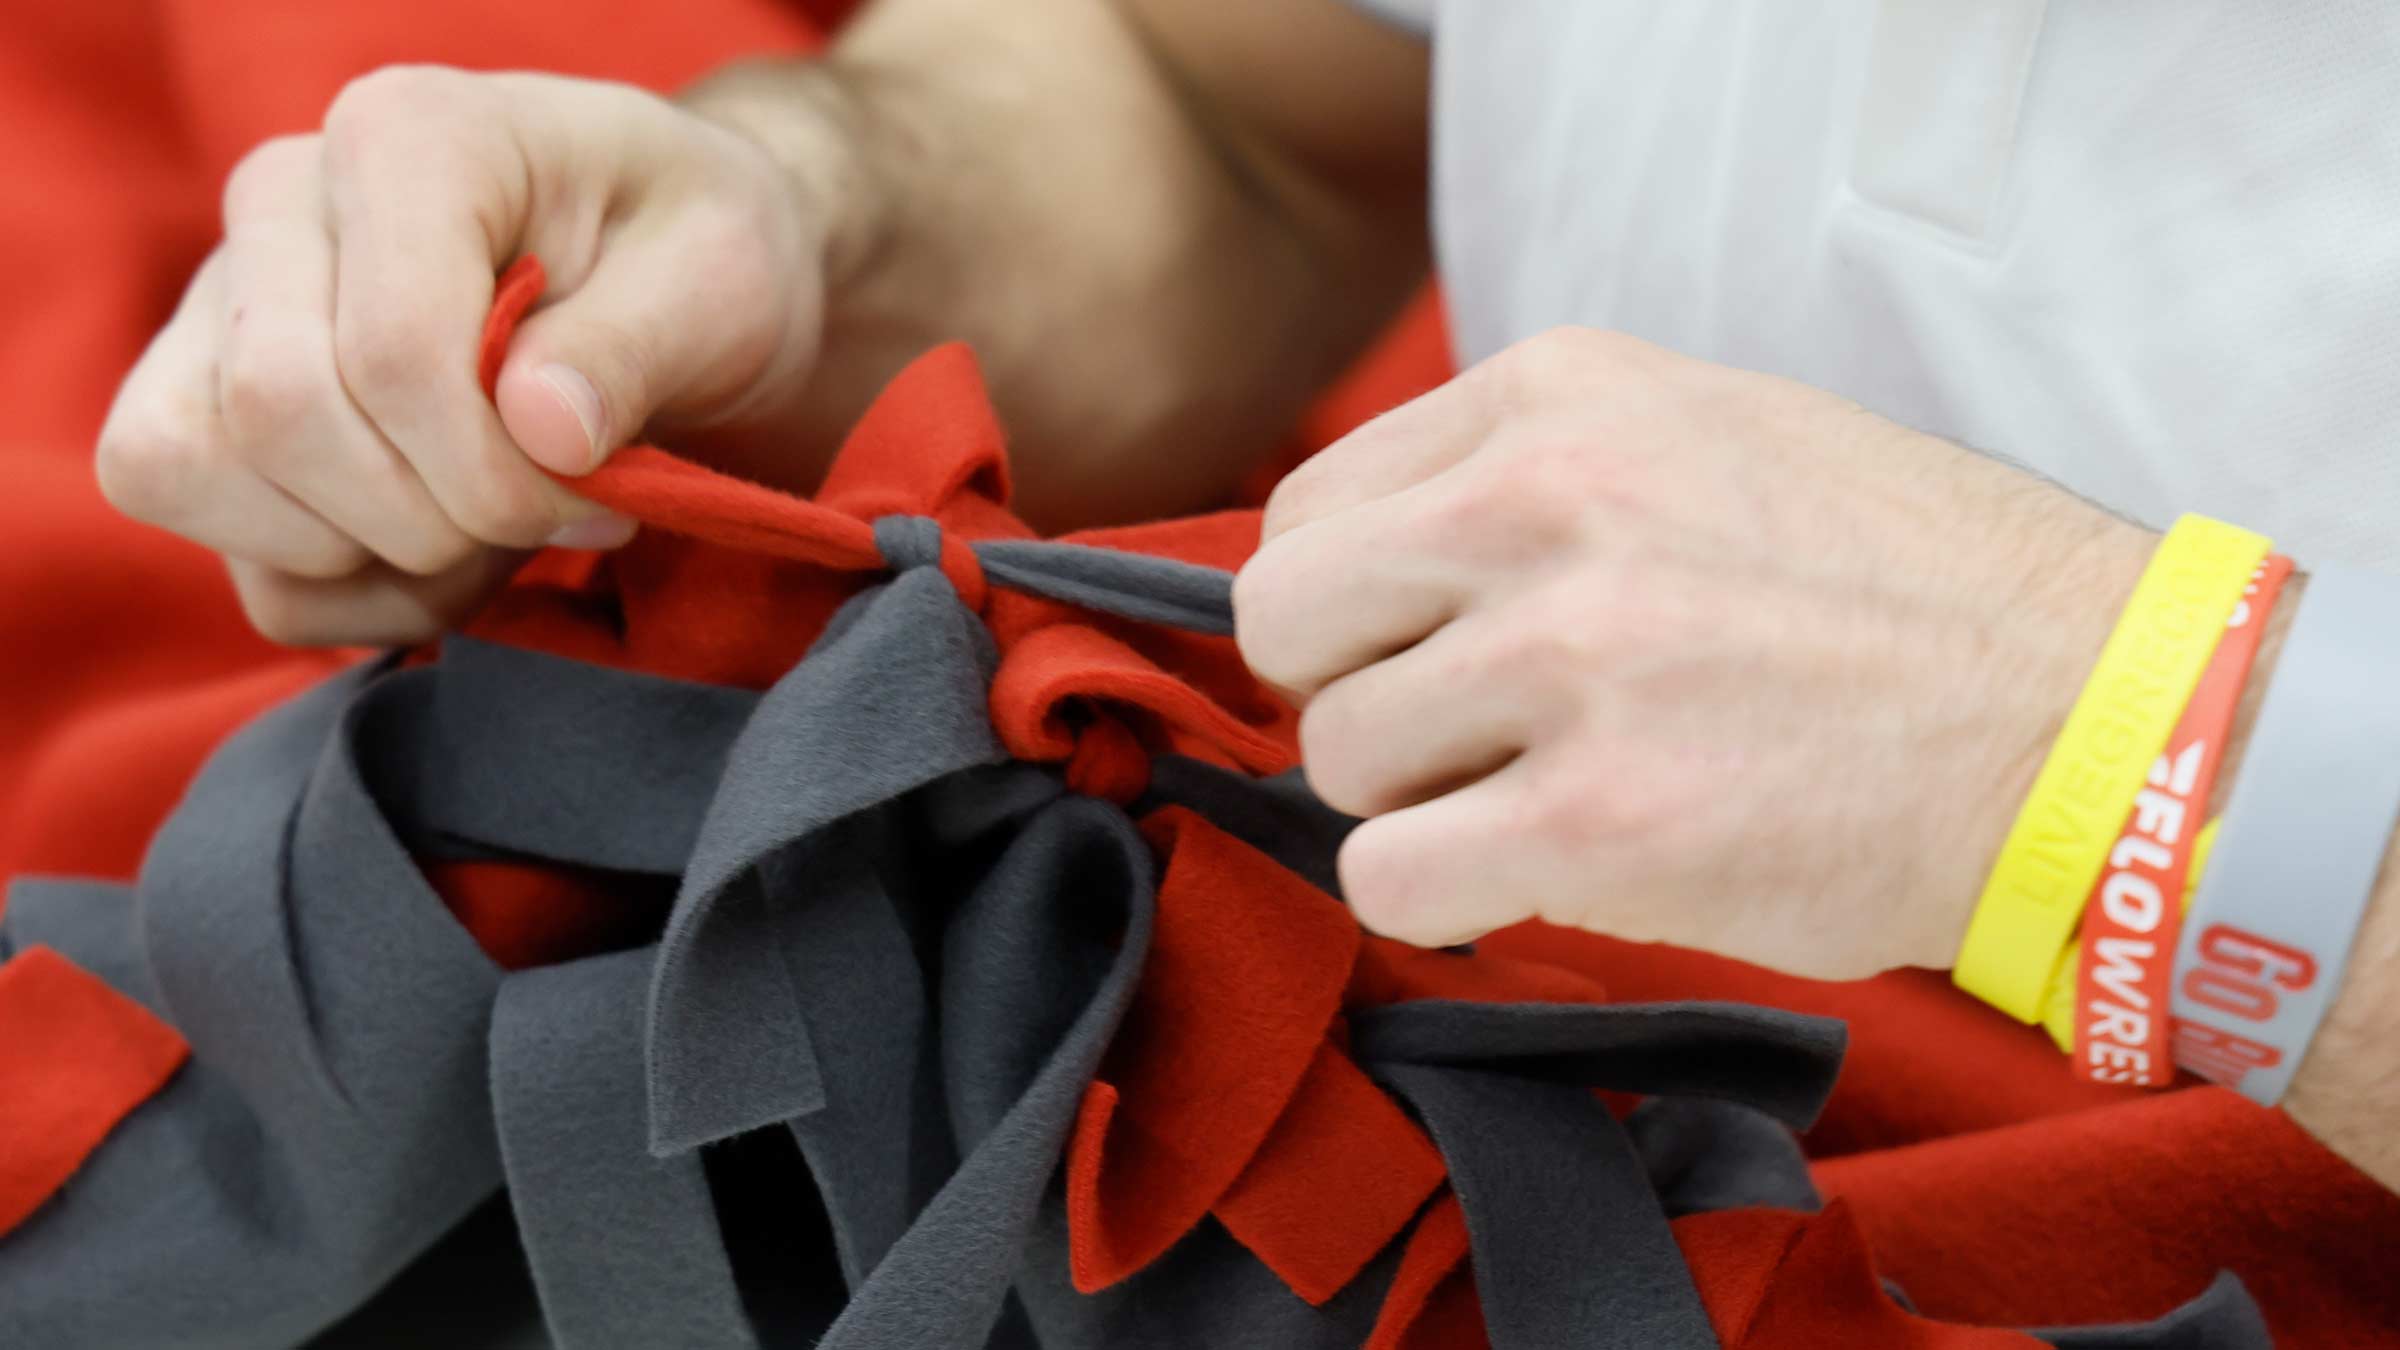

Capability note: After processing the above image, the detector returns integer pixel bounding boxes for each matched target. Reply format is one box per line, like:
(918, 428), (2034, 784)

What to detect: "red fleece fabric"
(1066, 810), (1371, 1296)
(0, 947), (189, 1237)
(2, 4), (2396, 1346)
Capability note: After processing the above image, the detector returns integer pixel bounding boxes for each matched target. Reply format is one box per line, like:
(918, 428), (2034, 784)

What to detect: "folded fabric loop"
(1374, 1062), (1719, 1350)
(1342, 999), (1846, 1349)
(388, 636), (760, 874)
(135, 663), (387, 1117)
(771, 829), (946, 1289)
(489, 946), (759, 1350)
(0, 664), (512, 1347)
(1061, 809), (1368, 1297)
(647, 569), (1011, 1156)
(2032, 1271), (2272, 1349)
(1626, 1096), (1823, 1218)
(820, 795), (1157, 1350)
(1351, 999), (1848, 1132)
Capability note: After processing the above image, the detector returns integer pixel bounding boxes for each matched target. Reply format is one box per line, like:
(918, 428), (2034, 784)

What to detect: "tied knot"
(873, 515), (988, 611)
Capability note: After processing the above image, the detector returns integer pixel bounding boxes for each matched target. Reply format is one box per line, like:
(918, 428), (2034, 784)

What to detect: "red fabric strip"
(1065, 809), (1358, 1291)
(1213, 1039), (1445, 1305)
(0, 945), (189, 1237)
(1365, 1192), (1472, 1350)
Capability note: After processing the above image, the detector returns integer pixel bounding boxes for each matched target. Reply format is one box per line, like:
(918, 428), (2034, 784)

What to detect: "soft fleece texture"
(0, 2), (2391, 1346)
(0, 382), (1872, 1349)
(0, 328), (2282, 1349)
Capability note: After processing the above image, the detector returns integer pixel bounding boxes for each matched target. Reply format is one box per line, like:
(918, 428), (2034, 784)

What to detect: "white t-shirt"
(1360, 0), (2400, 569)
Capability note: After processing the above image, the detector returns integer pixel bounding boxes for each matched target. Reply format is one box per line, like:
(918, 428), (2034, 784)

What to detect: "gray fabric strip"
(136, 664), (381, 1113)
(0, 665), (508, 1349)
(975, 539), (1236, 636)
(2035, 1271), (2272, 1350)
(2, 878), (165, 1017)
(489, 946), (757, 1350)
(1138, 759), (1357, 898)
(818, 796), (1155, 1350)
(1351, 998), (1847, 1131)
(387, 635), (758, 874)
(1376, 1062), (1719, 1350)
(1626, 1097), (1821, 1217)
(646, 569), (1008, 1156)
(771, 832), (944, 1290)
(870, 513), (1236, 635)
(4, 509), (2279, 1350)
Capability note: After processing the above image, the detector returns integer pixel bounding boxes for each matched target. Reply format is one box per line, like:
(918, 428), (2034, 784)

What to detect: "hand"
(1235, 328), (2155, 980)
(96, 66), (839, 645)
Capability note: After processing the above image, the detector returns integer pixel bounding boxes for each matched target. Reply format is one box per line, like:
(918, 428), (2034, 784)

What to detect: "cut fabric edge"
(0, 944), (189, 1237)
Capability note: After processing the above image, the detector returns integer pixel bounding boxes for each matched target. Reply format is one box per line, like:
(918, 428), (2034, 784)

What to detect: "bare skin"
(94, 1), (2398, 1193)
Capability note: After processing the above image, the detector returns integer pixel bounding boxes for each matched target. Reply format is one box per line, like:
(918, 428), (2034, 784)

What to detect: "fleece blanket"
(0, 2), (2392, 1346)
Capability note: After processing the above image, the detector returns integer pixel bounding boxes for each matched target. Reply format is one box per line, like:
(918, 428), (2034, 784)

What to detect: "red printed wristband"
(2069, 555), (2293, 1086)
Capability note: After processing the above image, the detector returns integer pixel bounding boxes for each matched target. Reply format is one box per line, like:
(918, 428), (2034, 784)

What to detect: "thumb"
(493, 222), (809, 478)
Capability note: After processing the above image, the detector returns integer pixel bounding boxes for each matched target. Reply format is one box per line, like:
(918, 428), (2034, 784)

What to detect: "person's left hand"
(1234, 328), (2155, 980)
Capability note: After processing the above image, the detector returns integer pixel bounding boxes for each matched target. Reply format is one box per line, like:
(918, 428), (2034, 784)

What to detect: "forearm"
(684, 0), (1431, 529)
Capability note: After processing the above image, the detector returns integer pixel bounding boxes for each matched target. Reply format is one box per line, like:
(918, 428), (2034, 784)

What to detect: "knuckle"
(219, 322), (332, 446)
(1258, 465), (1332, 543)
(1507, 433), (1607, 505)
(442, 469), (555, 548)
(1526, 324), (1640, 367)
(379, 525), (481, 579)
(1522, 759), (1666, 861)
(324, 65), (466, 146)
(1230, 554), (1307, 690)
(676, 192), (785, 272)
(1335, 824), (1409, 932)
(333, 311), (438, 403)
(1478, 326), (1635, 411)
(232, 572), (320, 646)
(1471, 605), (1577, 689)
(222, 135), (318, 219)
(1297, 696), (1375, 817)
(1337, 823), (1448, 945)
(280, 533), (373, 582)
(1438, 432), (1595, 548)
(94, 424), (197, 522)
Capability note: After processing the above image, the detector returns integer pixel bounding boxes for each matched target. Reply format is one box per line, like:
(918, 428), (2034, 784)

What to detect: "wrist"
(1917, 508), (2155, 971)
(678, 56), (946, 474)
(679, 59), (890, 300)
(2231, 570), (2400, 1189)
(2283, 845), (2400, 1188)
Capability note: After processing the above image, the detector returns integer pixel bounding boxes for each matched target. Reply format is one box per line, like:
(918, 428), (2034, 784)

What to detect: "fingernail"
(536, 363), (607, 472)
(546, 512), (639, 551)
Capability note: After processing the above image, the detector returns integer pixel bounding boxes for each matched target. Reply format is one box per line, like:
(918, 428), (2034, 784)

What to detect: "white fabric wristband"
(2170, 565), (2400, 1105)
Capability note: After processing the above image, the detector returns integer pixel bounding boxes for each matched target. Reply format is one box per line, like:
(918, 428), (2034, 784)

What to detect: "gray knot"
(872, 514), (948, 573)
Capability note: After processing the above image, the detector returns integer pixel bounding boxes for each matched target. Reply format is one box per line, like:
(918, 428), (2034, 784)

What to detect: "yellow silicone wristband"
(1956, 516), (2269, 1021)
(2041, 816), (2223, 1051)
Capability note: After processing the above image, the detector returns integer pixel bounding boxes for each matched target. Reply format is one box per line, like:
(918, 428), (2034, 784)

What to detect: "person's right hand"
(96, 66), (836, 645)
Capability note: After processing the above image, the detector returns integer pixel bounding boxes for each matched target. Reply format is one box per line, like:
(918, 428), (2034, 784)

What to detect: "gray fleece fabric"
(0, 536), (2273, 1349)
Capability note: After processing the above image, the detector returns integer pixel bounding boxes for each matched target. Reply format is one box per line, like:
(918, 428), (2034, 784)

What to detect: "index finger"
(320, 67), (603, 548)
(1259, 357), (1499, 545)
